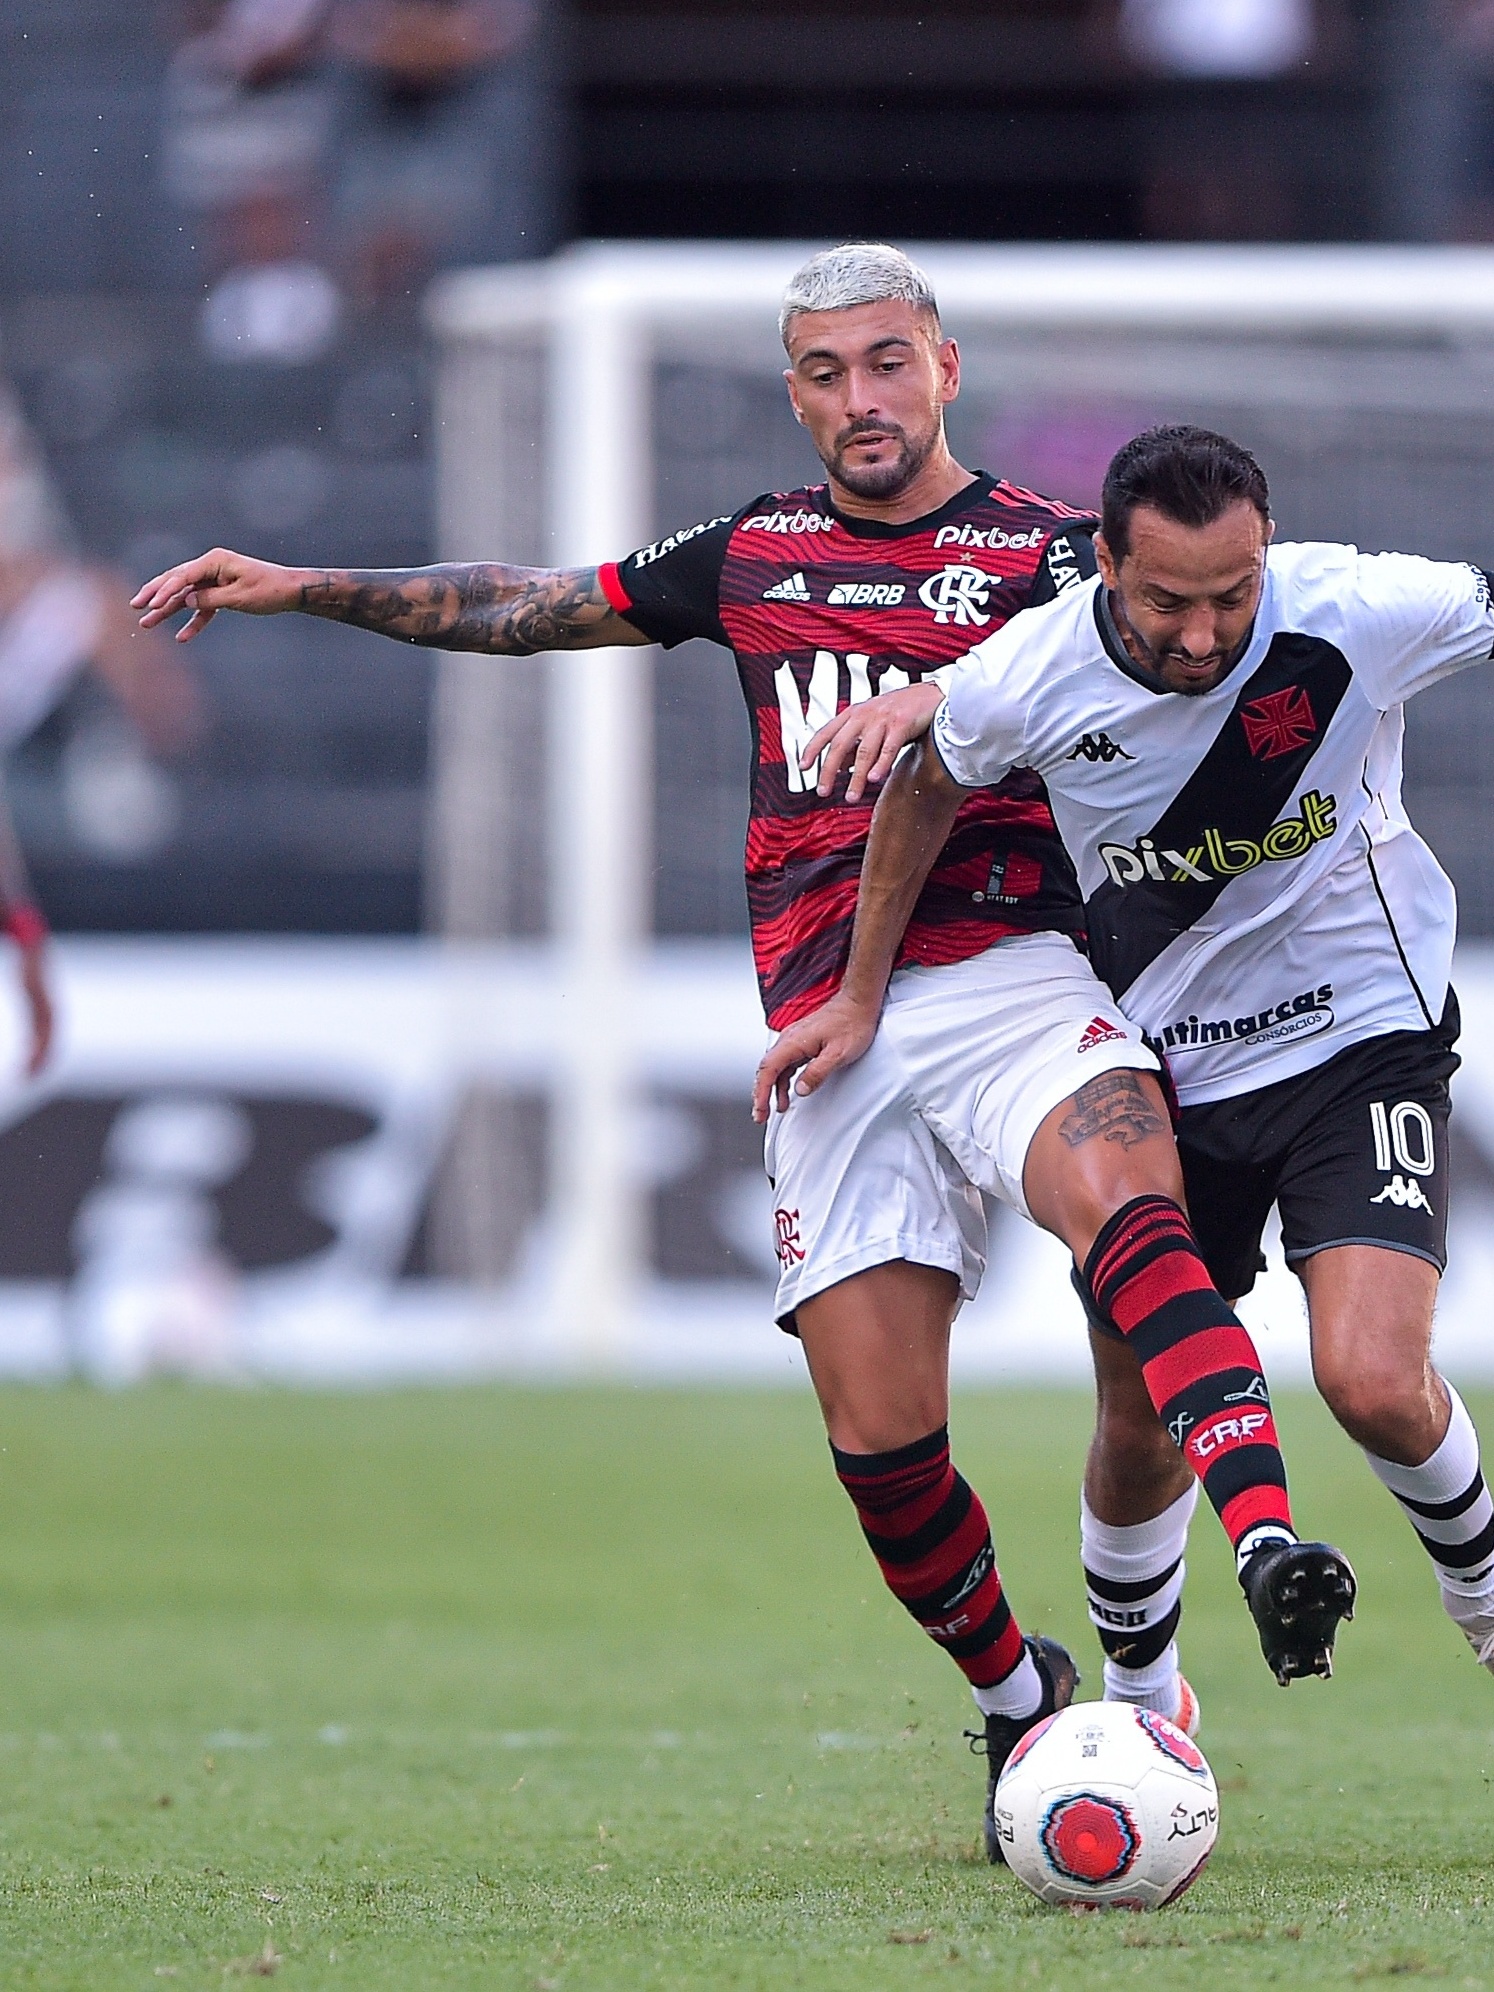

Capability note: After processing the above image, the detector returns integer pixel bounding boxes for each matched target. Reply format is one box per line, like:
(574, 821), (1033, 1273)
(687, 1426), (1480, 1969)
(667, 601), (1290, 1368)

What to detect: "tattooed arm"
(131, 547), (648, 653)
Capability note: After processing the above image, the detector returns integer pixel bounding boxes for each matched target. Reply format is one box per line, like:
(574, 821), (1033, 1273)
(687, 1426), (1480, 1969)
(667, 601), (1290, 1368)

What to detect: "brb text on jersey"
(601, 477), (1097, 1028)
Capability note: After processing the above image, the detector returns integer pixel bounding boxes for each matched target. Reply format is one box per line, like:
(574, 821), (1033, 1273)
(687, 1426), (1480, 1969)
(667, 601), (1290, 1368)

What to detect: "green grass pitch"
(0, 1383), (1491, 1988)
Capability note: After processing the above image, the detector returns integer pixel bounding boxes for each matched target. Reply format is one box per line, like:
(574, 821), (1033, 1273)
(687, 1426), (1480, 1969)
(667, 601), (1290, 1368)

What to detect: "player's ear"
(1265, 515), (1276, 544)
(936, 334), (959, 404)
(1094, 532), (1120, 589)
(783, 368), (806, 425)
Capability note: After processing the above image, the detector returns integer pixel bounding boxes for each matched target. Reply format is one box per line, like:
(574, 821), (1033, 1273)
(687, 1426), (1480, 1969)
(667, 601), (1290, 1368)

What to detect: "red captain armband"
(4, 905), (48, 951)
(598, 562), (632, 612)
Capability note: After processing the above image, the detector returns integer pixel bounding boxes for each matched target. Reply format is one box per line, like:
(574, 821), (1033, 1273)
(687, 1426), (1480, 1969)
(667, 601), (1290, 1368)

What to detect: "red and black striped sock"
(832, 1426), (1034, 1708)
(1082, 1195), (1295, 1560)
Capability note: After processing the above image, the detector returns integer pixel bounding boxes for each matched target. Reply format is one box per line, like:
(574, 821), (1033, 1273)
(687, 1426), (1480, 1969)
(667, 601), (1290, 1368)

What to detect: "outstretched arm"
(132, 548), (649, 654)
(752, 736), (965, 1119)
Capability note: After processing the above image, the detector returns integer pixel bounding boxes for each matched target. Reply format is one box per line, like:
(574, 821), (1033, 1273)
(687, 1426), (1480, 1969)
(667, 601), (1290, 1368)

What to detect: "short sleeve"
(601, 511), (740, 648)
(1029, 523), (1099, 606)
(930, 626), (1029, 791)
(1341, 552), (1494, 708)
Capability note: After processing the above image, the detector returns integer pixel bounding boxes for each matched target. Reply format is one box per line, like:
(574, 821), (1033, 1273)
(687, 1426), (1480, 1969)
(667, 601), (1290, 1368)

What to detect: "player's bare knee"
(822, 1397), (946, 1457)
(1315, 1352), (1436, 1456)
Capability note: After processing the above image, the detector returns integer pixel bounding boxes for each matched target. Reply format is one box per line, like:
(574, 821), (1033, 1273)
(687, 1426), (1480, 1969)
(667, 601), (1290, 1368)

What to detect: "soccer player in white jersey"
(771, 422), (1494, 1713)
(135, 265), (1349, 1860)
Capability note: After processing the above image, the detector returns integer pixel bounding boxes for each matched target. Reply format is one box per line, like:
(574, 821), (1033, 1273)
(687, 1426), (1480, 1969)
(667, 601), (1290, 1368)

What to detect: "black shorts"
(1177, 993), (1461, 1301)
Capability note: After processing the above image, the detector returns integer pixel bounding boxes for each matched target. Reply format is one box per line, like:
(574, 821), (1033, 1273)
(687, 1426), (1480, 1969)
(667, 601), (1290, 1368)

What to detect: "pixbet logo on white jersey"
(918, 565), (998, 627)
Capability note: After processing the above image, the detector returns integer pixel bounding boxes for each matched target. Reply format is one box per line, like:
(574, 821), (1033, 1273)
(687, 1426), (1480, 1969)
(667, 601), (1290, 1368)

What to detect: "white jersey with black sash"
(932, 541), (1494, 1107)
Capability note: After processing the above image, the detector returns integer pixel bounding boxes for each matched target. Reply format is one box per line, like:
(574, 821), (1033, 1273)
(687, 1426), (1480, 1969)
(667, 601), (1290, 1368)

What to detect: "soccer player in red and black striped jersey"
(134, 244), (1348, 1858)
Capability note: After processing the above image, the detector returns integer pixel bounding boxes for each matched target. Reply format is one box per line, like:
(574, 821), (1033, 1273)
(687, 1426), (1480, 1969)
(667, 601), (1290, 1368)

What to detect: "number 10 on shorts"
(1369, 1099), (1435, 1177)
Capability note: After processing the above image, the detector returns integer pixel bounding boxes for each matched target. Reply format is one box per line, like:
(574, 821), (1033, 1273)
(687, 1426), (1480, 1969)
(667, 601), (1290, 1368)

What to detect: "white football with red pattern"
(993, 1699), (1218, 1910)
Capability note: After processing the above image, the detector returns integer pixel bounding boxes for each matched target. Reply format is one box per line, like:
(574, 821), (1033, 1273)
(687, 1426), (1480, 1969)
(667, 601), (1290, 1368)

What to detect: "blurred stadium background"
(5, 0), (1494, 1386)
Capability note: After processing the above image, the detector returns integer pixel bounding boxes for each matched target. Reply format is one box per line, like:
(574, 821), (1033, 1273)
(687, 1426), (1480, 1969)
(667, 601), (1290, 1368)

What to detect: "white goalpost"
(425, 240), (1494, 1370)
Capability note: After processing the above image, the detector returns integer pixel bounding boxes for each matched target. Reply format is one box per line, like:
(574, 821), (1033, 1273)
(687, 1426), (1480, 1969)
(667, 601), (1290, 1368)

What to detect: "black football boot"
(1240, 1538), (1357, 1684)
(966, 1634), (1080, 1865)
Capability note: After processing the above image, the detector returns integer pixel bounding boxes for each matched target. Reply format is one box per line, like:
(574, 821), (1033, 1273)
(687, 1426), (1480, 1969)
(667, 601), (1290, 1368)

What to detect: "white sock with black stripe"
(1366, 1385), (1494, 1666)
(1081, 1481), (1198, 1714)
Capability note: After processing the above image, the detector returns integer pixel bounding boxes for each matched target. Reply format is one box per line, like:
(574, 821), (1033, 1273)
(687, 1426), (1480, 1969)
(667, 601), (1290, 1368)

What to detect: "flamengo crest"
(918, 564), (995, 626)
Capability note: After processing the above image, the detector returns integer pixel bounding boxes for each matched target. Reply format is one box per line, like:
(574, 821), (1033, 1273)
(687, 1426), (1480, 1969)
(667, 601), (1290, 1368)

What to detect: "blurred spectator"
(163, 0), (543, 350)
(164, 0), (341, 361)
(326, 2), (540, 311)
(0, 382), (203, 1071)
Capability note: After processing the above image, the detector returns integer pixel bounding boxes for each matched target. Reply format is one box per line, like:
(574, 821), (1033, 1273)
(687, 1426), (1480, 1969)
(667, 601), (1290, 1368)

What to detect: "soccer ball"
(993, 1701), (1218, 1911)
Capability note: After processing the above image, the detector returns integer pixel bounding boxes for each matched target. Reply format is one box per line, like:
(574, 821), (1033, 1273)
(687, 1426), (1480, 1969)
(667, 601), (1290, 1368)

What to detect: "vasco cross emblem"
(1240, 686), (1317, 760)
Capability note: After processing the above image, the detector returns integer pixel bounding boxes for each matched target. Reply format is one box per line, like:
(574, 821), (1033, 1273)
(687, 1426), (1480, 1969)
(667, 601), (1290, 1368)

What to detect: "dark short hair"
(1101, 425), (1270, 562)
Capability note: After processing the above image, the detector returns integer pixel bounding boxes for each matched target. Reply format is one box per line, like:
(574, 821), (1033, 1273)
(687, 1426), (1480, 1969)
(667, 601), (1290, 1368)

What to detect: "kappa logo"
(1077, 1016), (1127, 1053)
(918, 564), (997, 626)
(826, 580), (906, 607)
(763, 571), (811, 603)
(1098, 790), (1337, 889)
(773, 1207), (805, 1266)
(1241, 685), (1317, 760)
(1371, 1175), (1435, 1214)
(1066, 731), (1134, 764)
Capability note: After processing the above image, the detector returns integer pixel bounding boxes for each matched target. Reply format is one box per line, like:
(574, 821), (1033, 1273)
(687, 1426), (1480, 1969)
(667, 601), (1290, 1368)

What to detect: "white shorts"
(763, 932), (1157, 1329)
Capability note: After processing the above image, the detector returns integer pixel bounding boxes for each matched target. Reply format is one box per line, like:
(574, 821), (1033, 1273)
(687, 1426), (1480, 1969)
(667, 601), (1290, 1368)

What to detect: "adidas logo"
(1077, 1016), (1127, 1053)
(763, 571), (811, 603)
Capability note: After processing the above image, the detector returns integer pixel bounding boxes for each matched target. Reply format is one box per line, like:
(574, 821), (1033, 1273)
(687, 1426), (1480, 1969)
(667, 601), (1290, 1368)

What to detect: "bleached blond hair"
(779, 243), (940, 345)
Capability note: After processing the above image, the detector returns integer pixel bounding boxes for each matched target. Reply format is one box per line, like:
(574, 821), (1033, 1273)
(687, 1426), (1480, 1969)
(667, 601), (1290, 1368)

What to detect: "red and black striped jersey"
(600, 473), (1097, 1030)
